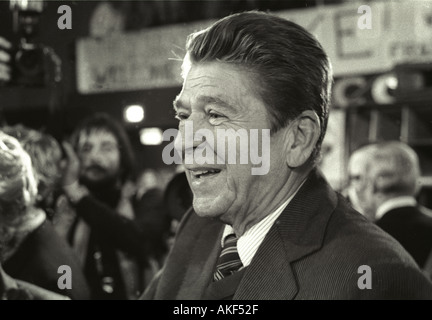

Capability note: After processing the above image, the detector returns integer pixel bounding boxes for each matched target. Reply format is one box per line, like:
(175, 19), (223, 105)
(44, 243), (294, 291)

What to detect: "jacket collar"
(235, 169), (338, 300)
(376, 196), (417, 221)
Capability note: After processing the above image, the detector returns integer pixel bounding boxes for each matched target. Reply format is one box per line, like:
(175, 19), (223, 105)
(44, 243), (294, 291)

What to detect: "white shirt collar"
(375, 196), (417, 220)
(221, 181), (304, 267)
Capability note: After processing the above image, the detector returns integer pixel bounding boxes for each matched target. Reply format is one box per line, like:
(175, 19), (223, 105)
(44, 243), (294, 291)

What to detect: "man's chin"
(80, 175), (119, 190)
(192, 196), (229, 220)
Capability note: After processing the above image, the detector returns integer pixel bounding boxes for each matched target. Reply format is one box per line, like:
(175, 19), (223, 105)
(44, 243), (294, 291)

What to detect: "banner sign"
(76, 20), (215, 94)
(279, 1), (432, 76)
(77, 1), (432, 94)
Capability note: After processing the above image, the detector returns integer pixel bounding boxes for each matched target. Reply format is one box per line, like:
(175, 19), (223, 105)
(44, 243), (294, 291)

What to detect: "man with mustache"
(57, 113), (166, 300)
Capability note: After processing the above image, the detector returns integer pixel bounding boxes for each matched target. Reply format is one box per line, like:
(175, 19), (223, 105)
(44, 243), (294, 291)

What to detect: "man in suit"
(142, 11), (432, 300)
(354, 141), (432, 271)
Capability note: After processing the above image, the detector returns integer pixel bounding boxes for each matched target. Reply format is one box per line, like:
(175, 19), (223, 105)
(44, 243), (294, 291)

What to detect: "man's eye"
(101, 146), (117, 153)
(209, 111), (224, 119)
(175, 112), (189, 121)
(349, 175), (361, 183)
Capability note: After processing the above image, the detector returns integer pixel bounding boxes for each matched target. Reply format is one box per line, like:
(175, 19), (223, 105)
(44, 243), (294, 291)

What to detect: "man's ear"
(284, 110), (321, 168)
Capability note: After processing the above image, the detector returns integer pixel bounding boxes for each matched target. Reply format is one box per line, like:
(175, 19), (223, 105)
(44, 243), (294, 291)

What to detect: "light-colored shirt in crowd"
(375, 196), (417, 221)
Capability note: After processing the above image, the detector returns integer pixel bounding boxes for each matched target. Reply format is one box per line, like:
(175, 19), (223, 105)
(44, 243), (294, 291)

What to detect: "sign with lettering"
(279, 1), (432, 76)
(76, 1), (432, 94)
(76, 20), (215, 94)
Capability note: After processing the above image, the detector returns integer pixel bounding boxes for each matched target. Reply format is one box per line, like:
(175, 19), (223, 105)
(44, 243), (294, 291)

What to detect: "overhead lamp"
(124, 104), (144, 123)
(139, 128), (163, 146)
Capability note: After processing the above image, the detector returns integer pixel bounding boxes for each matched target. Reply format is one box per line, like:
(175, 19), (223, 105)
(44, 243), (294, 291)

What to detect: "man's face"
(174, 61), (291, 227)
(347, 150), (375, 219)
(77, 130), (121, 185)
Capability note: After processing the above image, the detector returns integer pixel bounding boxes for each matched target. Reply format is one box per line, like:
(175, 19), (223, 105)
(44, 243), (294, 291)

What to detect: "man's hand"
(61, 141), (89, 204)
(61, 141), (81, 186)
(0, 37), (11, 83)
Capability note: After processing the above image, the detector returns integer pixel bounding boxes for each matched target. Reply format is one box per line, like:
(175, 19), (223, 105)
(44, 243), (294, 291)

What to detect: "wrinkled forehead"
(77, 128), (118, 149)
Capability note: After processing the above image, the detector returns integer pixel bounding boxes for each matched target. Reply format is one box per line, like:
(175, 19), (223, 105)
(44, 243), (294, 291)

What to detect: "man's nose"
(86, 149), (105, 164)
(176, 117), (212, 159)
(183, 116), (211, 145)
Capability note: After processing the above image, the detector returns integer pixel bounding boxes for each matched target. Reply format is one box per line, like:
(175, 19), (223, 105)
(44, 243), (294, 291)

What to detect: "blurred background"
(0, 0), (431, 207)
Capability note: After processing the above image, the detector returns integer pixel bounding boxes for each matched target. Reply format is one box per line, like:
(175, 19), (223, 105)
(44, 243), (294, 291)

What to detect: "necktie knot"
(213, 233), (243, 281)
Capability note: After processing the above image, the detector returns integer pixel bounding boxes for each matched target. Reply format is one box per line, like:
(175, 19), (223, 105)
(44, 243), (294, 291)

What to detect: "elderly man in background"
(142, 11), (432, 300)
(354, 141), (432, 272)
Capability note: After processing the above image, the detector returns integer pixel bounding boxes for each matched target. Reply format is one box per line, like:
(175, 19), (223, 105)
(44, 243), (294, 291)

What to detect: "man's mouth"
(85, 166), (107, 175)
(188, 168), (222, 179)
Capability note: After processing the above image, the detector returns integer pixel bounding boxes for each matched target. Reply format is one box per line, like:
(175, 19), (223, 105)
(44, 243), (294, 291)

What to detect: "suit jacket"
(376, 206), (432, 269)
(4, 220), (90, 300)
(142, 169), (432, 300)
(1, 266), (69, 300)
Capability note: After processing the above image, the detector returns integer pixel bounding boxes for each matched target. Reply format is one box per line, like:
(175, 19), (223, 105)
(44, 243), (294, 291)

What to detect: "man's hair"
(367, 141), (420, 197)
(70, 112), (137, 182)
(3, 125), (62, 205)
(184, 11), (333, 163)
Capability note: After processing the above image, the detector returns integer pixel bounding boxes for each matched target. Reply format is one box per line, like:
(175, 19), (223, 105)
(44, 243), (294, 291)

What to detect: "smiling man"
(142, 11), (432, 300)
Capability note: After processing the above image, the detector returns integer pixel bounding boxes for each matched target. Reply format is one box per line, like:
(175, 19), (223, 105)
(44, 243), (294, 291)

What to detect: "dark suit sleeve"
(74, 192), (166, 262)
(16, 281), (71, 300)
(355, 260), (432, 300)
(139, 268), (163, 300)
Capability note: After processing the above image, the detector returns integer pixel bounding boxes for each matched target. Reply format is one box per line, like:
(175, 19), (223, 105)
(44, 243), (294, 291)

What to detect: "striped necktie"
(213, 233), (243, 281)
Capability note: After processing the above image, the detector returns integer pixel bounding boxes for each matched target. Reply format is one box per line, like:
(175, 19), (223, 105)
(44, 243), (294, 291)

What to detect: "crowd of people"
(0, 115), (190, 300)
(0, 10), (432, 300)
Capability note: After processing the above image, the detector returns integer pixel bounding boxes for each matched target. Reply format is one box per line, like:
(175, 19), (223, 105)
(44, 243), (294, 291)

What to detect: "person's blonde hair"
(0, 132), (39, 261)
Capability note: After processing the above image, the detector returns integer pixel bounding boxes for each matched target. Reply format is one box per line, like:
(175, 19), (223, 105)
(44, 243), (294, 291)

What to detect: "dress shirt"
(375, 196), (417, 221)
(221, 181), (304, 267)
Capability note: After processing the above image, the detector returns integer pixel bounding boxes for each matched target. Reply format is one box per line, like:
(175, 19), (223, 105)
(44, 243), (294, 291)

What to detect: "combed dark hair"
(185, 11), (333, 162)
(70, 113), (137, 183)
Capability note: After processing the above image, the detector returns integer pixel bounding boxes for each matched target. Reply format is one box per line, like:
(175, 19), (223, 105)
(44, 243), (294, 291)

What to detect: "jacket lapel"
(176, 214), (224, 299)
(235, 169), (338, 300)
